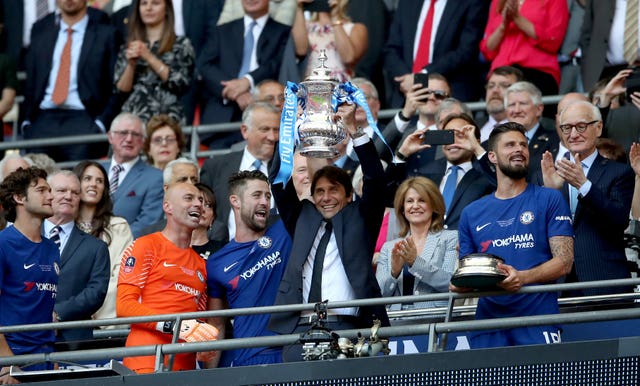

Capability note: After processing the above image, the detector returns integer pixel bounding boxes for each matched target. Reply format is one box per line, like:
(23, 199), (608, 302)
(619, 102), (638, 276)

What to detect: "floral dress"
(114, 36), (195, 124)
(305, 21), (354, 83)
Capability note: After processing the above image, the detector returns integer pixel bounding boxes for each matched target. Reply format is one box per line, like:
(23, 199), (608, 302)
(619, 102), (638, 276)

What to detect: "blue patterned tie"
(442, 165), (460, 213)
(49, 226), (62, 252)
(238, 21), (257, 77)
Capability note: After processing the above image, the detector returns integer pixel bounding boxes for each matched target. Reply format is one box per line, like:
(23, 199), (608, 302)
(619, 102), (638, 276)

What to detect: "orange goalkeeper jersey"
(117, 233), (207, 373)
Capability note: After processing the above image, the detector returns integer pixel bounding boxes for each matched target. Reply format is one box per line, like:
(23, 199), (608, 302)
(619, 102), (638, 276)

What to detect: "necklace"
(77, 220), (94, 234)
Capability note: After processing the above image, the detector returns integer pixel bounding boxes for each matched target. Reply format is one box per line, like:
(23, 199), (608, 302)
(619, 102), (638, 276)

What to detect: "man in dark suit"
(351, 77), (392, 162)
(198, 0), (290, 148)
(542, 100), (634, 296)
(44, 171), (109, 348)
(383, 0), (488, 106)
(389, 112), (494, 230)
(109, 0), (224, 123)
(580, 0), (630, 92)
(200, 102), (279, 242)
(21, 0), (119, 161)
(268, 104), (389, 362)
(104, 113), (164, 238)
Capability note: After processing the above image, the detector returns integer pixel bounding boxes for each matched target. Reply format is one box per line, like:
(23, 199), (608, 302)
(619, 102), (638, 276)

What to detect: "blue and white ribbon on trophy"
(274, 81), (391, 185)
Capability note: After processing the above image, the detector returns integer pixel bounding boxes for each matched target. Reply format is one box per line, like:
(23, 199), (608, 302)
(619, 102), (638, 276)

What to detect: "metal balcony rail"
(0, 276), (638, 372)
(1, 95), (565, 168)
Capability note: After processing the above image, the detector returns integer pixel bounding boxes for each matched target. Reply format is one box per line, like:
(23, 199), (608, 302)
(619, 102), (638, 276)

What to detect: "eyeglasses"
(425, 90), (450, 100)
(559, 120), (599, 135)
(151, 136), (177, 145)
(111, 130), (143, 139)
(260, 95), (286, 104)
(485, 82), (512, 90)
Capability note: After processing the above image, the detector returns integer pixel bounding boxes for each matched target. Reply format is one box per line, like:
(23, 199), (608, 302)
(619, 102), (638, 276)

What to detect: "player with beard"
(451, 122), (574, 348)
(205, 170), (291, 367)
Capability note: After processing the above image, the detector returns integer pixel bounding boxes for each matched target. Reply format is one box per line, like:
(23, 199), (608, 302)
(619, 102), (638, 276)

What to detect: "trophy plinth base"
(300, 145), (339, 159)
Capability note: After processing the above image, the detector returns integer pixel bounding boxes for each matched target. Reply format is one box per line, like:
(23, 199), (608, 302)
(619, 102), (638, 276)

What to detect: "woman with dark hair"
(376, 176), (458, 310)
(73, 160), (134, 322)
(143, 114), (186, 170)
(191, 183), (225, 260)
(114, 0), (195, 124)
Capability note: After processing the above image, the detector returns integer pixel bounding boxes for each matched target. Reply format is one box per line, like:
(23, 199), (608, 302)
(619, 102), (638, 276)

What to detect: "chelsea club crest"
(520, 211), (535, 225)
(257, 236), (272, 249)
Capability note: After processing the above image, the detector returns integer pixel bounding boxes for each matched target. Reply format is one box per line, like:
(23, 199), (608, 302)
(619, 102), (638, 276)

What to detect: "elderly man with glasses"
(104, 112), (164, 238)
(541, 100), (635, 297)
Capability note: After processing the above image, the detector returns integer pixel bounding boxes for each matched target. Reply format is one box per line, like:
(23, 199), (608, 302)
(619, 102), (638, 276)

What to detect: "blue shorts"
(470, 326), (562, 349)
(231, 347), (283, 367)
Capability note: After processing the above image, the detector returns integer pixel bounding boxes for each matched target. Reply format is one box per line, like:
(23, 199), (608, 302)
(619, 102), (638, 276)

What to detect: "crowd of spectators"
(2, 0), (640, 378)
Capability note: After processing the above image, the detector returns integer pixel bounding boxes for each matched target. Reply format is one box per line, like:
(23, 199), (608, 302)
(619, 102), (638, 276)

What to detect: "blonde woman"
(376, 176), (458, 310)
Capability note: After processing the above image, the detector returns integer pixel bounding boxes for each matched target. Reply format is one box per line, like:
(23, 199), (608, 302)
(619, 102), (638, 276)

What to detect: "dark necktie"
(402, 264), (415, 296)
(308, 221), (333, 303)
(110, 164), (123, 195)
(442, 165), (460, 213)
(412, 0), (437, 73)
(49, 225), (62, 251)
(52, 28), (72, 105)
(238, 20), (257, 77)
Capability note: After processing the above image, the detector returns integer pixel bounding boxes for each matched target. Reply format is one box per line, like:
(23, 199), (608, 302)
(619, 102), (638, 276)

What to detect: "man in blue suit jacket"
(542, 101), (634, 296)
(104, 113), (164, 238)
(44, 171), (109, 347)
(383, 0), (488, 106)
(21, 1), (120, 161)
(198, 0), (290, 148)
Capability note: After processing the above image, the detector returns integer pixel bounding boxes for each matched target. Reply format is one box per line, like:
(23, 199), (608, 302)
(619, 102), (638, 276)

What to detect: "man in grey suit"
(105, 113), (164, 238)
(200, 102), (279, 242)
(45, 171), (109, 348)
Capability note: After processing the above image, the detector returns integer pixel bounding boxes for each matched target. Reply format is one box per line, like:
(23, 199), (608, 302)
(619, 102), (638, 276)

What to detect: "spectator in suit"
(0, 153), (32, 182)
(477, 66), (523, 143)
(139, 156), (200, 236)
(350, 77), (391, 161)
(0, 51), (18, 160)
(292, 0), (368, 83)
(580, 1), (638, 92)
(2, 0), (56, 69)
(268, 102), (389, 362)
(480, 0), (569, 96)
(143, 114), (186, 170)
(44, 170), (109, 348)
(389, 112), (494, 230)
(384, 0), (488, 106)
(72, 160), (133, 323)
(200, 102), (279, 242)
(252, 79), (285, 112)
(542, 100), (635, 296)
(105, 113), (164, 238)
(114, 0), (195, 124)
(22, 0), (120, 162)
(218, 0), (298, 26)
(376, 176), (458, 310)
(558, 0), (586, 94)
(198, 0), (290, 148)
(384, 73), (451, 171)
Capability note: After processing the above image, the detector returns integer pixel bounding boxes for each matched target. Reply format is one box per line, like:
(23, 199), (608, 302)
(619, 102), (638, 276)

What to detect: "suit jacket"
(269, 140), (390, 334)
(376, 230), (458, 310)
(104, 159), (164, 238)
(200, 150), (243, 241)
(385, 158), (495, 230)
(198, 17), (290, 124)
(579, 0), (616, 91)
(23, 10), (119, 126)
(383, 0), (489, 105)
(52, 224), (110, 343)
(565, 153), (634, 295)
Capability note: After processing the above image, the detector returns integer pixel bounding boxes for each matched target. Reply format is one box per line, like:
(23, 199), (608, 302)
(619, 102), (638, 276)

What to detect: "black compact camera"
(625, 67), (640, 102)
(303, 0), (331, 13)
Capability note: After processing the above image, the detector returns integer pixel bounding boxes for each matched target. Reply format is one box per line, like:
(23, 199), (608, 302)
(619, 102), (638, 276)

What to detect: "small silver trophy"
(297, 50), (346, 158)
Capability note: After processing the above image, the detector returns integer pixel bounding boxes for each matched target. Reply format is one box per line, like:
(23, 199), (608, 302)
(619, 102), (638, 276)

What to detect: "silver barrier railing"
(2, 95), (565, 168)
(0, 276), (639, 372)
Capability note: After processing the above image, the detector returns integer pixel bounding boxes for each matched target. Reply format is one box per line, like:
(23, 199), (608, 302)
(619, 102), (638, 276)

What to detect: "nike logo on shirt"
(476, 223), (491, 232)
(23, 263), (36, 270)
(224, 262), (239, 272)
(163, 262), (177, 267)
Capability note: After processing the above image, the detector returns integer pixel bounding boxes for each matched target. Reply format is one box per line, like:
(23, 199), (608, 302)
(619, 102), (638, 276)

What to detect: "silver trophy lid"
(305, 50), (338, 83)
